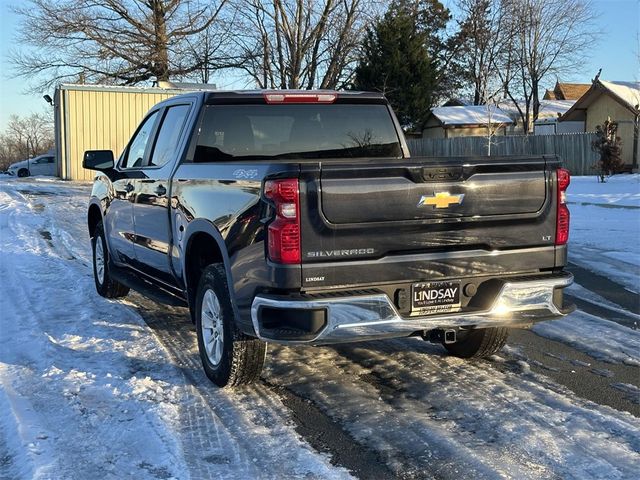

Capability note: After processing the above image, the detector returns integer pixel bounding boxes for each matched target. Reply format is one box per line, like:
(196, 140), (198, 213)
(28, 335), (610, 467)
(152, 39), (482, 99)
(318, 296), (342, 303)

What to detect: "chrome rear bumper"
(251, 272), (574, 345)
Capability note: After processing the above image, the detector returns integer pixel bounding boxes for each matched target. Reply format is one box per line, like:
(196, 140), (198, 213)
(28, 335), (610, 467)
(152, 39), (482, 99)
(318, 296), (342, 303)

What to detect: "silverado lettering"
(307, 248), (376, 258)
(83, 90), (574, 389)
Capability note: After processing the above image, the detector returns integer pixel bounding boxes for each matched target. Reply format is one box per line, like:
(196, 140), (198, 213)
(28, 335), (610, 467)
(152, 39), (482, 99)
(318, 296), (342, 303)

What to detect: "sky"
(0, 0), (638, 130)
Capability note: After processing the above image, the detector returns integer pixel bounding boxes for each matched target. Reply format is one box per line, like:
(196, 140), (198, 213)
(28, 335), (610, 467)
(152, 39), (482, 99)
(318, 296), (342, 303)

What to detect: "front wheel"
(444, 327), (509, 359)
(195, 264), (266, 388)
(92, 222), (129, 299)
(17, 169), (29, 178)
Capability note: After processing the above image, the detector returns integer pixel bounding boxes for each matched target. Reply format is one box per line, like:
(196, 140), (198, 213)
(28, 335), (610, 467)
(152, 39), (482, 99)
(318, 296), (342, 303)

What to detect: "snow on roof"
(538, 99), (576, 117)
(430, 105), (514, 126)
(497, 99), (575, 119)
(599, 80), (640, 110)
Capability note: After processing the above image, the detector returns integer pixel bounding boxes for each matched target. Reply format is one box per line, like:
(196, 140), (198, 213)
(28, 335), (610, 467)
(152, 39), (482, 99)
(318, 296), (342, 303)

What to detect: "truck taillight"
(263, 92), (337, 104)
(264, 178), (301, 264)
(556, 168), (570, 245)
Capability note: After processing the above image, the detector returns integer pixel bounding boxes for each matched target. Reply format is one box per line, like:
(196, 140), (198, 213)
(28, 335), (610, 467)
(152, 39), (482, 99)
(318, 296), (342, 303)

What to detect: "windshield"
(193, 103), (402, 161)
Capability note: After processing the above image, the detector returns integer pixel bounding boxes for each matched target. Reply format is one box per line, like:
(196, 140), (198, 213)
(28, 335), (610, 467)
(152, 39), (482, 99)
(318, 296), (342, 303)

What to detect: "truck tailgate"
(299, 156), (560, 289)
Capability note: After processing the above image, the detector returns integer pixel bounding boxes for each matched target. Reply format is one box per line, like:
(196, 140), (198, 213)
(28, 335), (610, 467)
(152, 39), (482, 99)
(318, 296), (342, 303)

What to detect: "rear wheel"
(195, 264), (266, 388)
(444, 327), (509, 359)
(92, 222), (129, 298)
(17, 168), (29, 178)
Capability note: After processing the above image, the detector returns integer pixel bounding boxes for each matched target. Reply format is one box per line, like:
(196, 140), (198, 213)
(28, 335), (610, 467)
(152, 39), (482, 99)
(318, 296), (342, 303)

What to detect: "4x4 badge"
(418, 192), (465, 208)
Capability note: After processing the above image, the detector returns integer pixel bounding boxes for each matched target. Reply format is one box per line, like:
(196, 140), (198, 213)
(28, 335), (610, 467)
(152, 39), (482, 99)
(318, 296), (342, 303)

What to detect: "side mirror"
(83, 150), (114, 171)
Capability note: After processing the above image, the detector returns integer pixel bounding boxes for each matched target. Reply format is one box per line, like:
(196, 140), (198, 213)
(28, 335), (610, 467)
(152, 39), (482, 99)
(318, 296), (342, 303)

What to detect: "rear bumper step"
(251, 272), (574, 345)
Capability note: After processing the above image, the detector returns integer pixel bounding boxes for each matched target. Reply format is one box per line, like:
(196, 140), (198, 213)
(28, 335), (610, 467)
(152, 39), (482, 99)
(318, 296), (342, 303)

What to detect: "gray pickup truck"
(83, 90), (574, 388)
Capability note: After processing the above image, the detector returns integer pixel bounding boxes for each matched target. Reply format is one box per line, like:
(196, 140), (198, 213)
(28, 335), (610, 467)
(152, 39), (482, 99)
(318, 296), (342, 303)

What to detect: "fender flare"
(181, 219), (241, 320)
(87, 198), (104, 225)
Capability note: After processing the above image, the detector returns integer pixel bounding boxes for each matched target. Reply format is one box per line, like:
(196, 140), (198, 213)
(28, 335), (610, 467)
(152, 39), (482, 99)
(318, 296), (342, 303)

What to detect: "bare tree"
(231, 0), (380, 89)
(0, 113), (54, 170)
(457, 0), (511, 105)
(11, 0), (228, 91)
(182, 13), (242, 84)
(499, 0), (595, 133)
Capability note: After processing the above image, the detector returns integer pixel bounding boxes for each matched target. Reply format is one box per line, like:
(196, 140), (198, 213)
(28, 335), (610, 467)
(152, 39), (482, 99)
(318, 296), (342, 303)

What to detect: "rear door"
(131, 102), (193, 285)
(299, 156), (558, 288)
(43, 156), (56, 176)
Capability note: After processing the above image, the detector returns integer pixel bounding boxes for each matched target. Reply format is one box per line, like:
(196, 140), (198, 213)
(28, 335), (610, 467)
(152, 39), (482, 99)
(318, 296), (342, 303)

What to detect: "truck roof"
(160, 89), (388, 105)
(207, 90), (387, 104)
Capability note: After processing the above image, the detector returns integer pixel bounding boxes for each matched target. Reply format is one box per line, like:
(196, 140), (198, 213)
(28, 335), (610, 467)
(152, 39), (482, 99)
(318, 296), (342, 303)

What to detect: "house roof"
(560, 80), (640, 121)
(496, 99), (575, 121)
(429, 105), (514, 126)
(556, 83), (590, 100)
(599, 81), (640, 110)
(543, 82), (590, 100)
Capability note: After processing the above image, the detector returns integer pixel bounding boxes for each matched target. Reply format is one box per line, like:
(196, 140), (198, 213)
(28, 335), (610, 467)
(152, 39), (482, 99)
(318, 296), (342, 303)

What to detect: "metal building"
(54, 84), (186, 181)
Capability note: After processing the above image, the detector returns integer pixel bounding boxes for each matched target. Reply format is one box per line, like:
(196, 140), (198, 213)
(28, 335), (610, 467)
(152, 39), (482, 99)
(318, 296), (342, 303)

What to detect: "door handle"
(124, 183), (134, 193)
(154, 185), (167, 196)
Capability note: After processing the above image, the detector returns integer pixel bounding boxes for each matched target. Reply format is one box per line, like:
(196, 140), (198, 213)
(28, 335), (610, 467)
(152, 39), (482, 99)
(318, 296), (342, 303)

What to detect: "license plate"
(411, 281), (461, 314)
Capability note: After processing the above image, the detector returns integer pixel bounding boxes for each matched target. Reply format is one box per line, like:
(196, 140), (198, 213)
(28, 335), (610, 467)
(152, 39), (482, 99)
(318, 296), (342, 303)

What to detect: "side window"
(46, 157), (55, 163)
(122, 110), (160, 169)
(148, 104), (190, 168)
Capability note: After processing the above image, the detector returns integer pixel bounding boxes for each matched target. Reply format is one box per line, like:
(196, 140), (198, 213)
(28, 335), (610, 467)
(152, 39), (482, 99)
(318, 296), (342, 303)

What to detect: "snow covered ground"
(0, 177), (347, 480)
(529, 174), (640, 364)
(1, 174), (639, 479)
(567, 174), (640, 293)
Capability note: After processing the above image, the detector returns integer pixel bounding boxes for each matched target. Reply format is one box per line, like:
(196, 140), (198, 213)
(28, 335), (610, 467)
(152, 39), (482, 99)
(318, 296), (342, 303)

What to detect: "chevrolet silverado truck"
(83, 90), (574, 388)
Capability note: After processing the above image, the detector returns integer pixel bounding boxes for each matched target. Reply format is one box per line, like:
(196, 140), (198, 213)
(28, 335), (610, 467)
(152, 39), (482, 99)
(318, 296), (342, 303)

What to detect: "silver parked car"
(8, 154), (57, 177)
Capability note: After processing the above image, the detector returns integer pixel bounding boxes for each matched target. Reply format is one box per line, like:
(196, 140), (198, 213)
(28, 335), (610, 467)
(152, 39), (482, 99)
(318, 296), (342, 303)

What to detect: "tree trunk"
(151, 0), (170, 81)
(531, 78), (540, 125)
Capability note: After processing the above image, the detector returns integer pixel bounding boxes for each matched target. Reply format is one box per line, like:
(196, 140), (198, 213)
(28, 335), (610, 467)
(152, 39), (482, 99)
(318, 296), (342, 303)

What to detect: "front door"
(132, 103), (192, 285)
(106, 110), (160, 265)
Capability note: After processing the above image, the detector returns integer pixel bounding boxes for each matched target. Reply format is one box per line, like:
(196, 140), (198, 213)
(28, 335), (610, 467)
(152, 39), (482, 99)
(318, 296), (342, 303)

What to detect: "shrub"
(591, 117), (624, 182)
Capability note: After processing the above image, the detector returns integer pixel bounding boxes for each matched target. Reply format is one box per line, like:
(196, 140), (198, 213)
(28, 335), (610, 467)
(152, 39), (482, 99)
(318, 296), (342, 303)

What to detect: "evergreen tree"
(353, 0), (462, 131)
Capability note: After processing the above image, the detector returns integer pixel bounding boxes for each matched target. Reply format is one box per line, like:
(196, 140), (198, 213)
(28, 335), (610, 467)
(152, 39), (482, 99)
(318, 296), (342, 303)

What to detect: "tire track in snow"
(132, 298), (374, 479)
(265, 338), (640, 480)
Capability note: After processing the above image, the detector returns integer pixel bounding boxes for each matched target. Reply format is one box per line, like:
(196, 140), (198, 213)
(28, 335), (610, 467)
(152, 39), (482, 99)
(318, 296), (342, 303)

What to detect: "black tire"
(444, 327), (509, 359)
(17, 168), (29, 178)
(195, 264), (266, 388)
(92, 222), (130, 299)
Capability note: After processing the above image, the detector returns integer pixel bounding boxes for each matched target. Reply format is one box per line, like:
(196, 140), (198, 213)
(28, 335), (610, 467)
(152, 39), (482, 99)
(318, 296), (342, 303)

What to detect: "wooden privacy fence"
(406, 133), (599, 176)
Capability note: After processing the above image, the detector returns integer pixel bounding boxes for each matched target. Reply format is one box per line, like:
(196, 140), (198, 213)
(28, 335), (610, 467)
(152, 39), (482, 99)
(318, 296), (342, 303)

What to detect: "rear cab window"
(193, 103), (402, 162)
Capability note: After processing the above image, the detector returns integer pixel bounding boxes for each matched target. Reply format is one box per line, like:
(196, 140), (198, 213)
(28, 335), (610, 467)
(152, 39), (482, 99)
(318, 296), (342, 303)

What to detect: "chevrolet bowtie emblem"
(418, 192), (465, 208)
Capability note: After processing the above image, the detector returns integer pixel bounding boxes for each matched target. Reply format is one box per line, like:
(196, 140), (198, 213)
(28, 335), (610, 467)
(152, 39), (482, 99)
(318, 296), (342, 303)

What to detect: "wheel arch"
(87, 201), (103, 239)
(182, 219), (238, 323)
